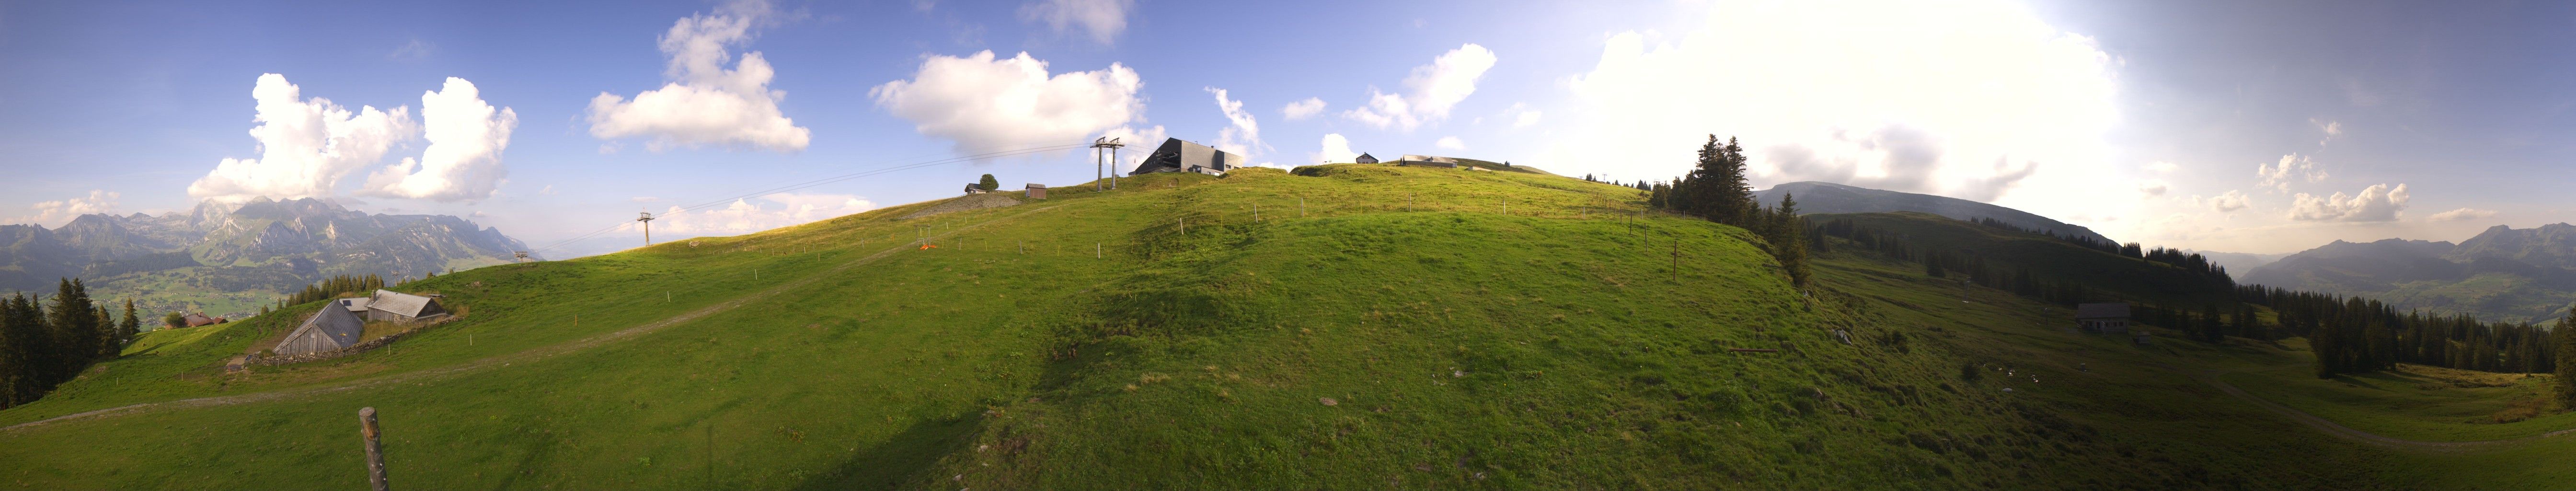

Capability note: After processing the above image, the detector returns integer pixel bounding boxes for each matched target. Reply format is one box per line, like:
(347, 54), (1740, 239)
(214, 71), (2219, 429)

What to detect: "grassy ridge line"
(0, 203), (1066, 433)
(2196, 368), (2576, 449)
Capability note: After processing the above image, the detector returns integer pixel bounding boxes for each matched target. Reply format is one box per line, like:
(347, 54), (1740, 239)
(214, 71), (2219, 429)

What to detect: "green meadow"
(0, 164), (2568, 489)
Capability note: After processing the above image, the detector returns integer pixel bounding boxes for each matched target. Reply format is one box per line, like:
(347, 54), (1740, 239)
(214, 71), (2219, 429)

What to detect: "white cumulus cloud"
(2427, 207), (2498, 222)
(1282, 97), (1327, 120)
(587, 0), (811, 152)
(1206, 87), (1267, 158)
(362, 77), (518, 201)
(1344, 44), (1496, 131)
(2256, 153), (2325, 192)
(187, 74), (417, 204)
(2206, 189), (2249, 213)
(1313, 133), (1359, 164)
(1436, 136), (1466, 151)
(8, 190), (120, 227)
(1508, 103), (1542, 128)
(874, 50), (1147, 156)
(1020, 0), (1133, 45)
(2288, 183), (2408, 222)
(2136, 180), (2167, 196)
(626, 192), (878, 235)
(1544, 0), (2118, 223)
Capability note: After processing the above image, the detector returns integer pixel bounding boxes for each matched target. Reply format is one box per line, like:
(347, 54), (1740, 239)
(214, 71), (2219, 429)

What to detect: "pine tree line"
(1966, 217), (2230, 278)
(1644, 135), (1811, 287)
(1820, 212), (2552, 377)
(2235, 285), (2558, 377)
(0, 278), (139, 409)
(274, 273), (388, 310)
(1814, 218), (2105, 306)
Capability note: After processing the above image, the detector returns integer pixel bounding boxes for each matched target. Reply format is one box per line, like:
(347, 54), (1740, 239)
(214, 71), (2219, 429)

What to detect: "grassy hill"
(1810, 211), (2237, 305)
(0, 164), (2564, 489)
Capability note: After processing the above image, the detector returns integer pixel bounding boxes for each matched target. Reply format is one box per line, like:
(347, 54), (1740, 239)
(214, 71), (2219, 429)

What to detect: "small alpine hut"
(366, 290), (450, 324)
(1395, 154), (1460, 168)
(1131, 138), (1242, 175)
(274, 301), (365, 356)
(1024, 183), (1048, 199)
(1354, 153), (1379, 164)
(2075, 302), (2132, 334)
(963, 184), (990, 195)
(182, 313), (226, 327)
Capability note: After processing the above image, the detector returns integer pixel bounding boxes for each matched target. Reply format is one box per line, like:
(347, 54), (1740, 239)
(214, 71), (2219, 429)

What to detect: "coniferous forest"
(1758, 162), (2564, 379)
(0, 279), (138, 409)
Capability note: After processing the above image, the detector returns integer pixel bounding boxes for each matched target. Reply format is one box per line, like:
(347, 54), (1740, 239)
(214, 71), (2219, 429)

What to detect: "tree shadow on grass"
(789, 411), (982, 491)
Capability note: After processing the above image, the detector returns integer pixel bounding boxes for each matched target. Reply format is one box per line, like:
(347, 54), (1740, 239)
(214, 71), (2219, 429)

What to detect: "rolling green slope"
(0, 164), (2555, 489)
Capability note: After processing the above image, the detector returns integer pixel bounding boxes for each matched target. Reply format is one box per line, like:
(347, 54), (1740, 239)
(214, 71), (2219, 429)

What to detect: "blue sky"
(4, 0), (2572, 256)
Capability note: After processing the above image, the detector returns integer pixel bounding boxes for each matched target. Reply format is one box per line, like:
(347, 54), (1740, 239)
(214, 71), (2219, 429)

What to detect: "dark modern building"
(1131, 138), (1242, 175)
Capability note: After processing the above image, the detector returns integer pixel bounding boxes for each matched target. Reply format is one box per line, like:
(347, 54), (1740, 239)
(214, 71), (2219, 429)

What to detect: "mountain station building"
(1131, 138), (1243, 175)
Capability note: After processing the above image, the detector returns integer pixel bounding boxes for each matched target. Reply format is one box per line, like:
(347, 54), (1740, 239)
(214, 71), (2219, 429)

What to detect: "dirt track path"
(1, 204), (1063, 433)
(2197, 369), (2576, 451)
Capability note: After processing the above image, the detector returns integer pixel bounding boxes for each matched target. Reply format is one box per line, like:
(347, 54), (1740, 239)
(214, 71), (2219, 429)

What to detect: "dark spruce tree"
(1771, 193), (1811, 288)
(0, 294), (24, 407)
(116, 299), (139, 350)
(46, 279), (98, 380)
(978, 174), (1001, 191)
(2556, 306), (2576, 409)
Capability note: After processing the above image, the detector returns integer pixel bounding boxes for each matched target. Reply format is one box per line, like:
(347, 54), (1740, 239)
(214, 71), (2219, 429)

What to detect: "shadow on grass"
(789, 411), (983, 491)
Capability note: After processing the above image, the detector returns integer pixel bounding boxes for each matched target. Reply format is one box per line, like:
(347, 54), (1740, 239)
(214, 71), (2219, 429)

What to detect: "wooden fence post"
(359, 407), (390, 491)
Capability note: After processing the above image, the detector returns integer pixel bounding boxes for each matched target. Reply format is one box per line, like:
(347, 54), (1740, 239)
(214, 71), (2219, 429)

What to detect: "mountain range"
(2241, 223), (2576, 323)
(1754, 181), (2116, 245)
(1755, 180), (2570, 323)
(0, 197), (531, 317)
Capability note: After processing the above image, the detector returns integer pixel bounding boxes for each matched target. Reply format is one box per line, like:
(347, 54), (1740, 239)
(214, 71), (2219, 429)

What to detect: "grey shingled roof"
(2075, 302), (2131, 319)
(275, 302), (365, 355)
(340, 297), (371, 312)
(370, 290), (440, 318)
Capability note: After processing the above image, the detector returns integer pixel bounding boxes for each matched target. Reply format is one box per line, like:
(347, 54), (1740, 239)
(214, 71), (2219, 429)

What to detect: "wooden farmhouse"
(1024, 183), (1047, 199)
(963, 184), (990, 195)
(2075, 303), (2132, 334)
(274, 301), (365, 356)
(1354, 153), (1379, 164)
(366, 290), (450, 323)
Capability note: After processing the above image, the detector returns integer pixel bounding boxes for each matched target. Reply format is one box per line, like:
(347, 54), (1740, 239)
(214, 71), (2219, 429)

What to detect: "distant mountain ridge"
(0, 197), (531, 317)
(2242, 224), (2576, 323)
(2180, 250), (2292, 275)
(1753, 181), (2115, 245)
